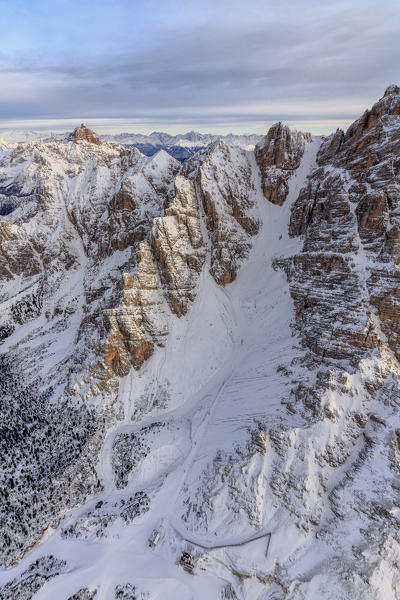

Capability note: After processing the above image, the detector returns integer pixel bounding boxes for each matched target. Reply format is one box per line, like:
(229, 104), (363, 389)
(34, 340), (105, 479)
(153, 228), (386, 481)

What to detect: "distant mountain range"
(0, 129), (264, 161)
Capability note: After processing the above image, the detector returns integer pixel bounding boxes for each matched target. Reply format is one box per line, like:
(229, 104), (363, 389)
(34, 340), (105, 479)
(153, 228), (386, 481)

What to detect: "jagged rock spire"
(69, 123), (101, 145)
(383, 83), (400, 97)
(255, 122), (311, 205)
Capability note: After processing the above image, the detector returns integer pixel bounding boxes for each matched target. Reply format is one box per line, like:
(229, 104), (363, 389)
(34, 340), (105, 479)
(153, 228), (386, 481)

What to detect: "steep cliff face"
(152, 175), (205, 315)
(68, 124), (102, 145)
(1, 92), (400, 600)
(268, 85), (400, 599)
(255, 122), (311, 205)
(319, 85), (400, 364)
(191, 141), (260, 284)
(284, 84), (400, 364)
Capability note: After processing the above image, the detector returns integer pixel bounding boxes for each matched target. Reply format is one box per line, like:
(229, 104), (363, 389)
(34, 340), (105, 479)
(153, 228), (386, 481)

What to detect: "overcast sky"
(0, 0), (399, 134)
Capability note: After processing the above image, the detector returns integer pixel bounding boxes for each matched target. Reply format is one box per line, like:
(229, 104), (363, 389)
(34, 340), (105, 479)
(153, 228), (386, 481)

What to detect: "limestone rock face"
(251, 89), (400, 600)
(190, 141), (260, 284)
(69, 123), (102, 145)
(152, 175), (205, 316)
(282, 169), (379, 362)
(255, 122), (311, 205)
(65, 147), (180, 260)
(0, 135), (177, 564)
(321, 85), (400, 362)
(98, 174), (206, 383)
(281, 85), (400, 365)
(103, 242), (168, 376)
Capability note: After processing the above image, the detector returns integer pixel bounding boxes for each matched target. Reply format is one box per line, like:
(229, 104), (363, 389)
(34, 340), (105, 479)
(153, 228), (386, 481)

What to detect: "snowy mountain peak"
(383, 83), (400, 97)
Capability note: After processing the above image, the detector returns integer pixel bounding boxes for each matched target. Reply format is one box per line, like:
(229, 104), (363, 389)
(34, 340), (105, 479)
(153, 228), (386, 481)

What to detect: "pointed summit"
(383, 84), (400, 97)
(255, 122), (311, 205)
(69, 123), (101, 145)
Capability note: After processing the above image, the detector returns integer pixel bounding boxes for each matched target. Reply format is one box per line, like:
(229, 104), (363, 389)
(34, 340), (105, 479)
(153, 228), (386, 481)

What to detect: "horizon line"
(0, 116), (356, 137)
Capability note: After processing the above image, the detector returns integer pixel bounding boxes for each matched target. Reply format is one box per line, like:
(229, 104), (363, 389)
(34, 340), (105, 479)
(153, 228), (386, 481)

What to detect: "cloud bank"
(0, 0), (399, 133)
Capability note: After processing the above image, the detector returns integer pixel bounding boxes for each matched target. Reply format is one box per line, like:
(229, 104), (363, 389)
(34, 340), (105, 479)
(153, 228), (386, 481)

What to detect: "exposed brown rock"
(277, 252), (379, 362)
(255, 122), (311, 205)
(356, 190), (390, 251)
(281, 84), (400, 365)
(318, 85), (400, 180)
(69, 124), (102, 145)
(98, 176), (207, 384)
(152, 176), (205, 316)
(289, 171), (358, 254)
(368, 267), (400, 362)
(102, 242), (168, 378)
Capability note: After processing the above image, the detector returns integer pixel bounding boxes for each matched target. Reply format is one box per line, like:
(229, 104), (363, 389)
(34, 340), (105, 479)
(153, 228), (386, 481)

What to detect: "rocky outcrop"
(0, 134), (173, 564)
(69, 123), (102, 145)
(192, 141), (259, 284)
(66, 147), (169, 259)
(152, 175), (205, 316)
(102, 242), (168, 377)
(255, 122), (311, 205)
(0, 222), (41, 279)
(281, 85), (400, 365)
(100, 175), (206, 381)
(230, 87), (399, 600)
(280, 168), (379, 362)
(319, 84), (400, 169)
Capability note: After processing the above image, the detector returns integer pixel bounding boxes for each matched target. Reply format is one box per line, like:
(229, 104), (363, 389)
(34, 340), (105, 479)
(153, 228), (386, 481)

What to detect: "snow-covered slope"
(1, 86), (400, 600)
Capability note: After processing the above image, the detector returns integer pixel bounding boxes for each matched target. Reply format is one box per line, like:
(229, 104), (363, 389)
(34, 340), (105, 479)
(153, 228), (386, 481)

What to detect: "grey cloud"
(0, 2), (399, 129)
